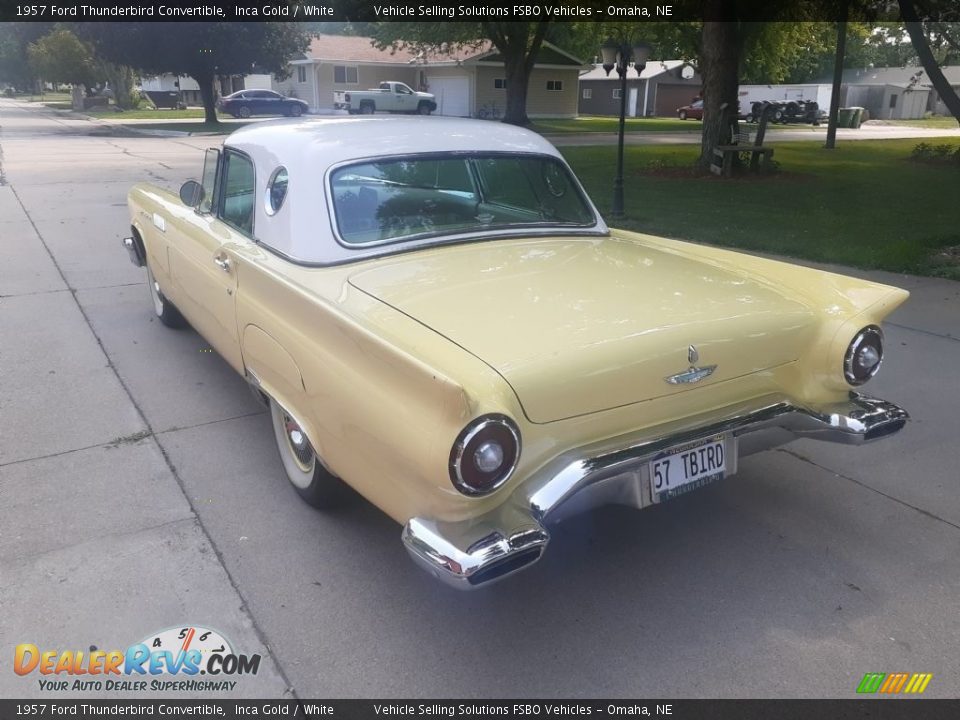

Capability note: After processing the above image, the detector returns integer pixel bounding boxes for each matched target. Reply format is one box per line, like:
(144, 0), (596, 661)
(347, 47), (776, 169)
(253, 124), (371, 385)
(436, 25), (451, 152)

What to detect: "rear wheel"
(238, 106), (252, 119)
(359, 102), (374, 115)
(269, 398), (345, 508)
(145, 260), (186, 329)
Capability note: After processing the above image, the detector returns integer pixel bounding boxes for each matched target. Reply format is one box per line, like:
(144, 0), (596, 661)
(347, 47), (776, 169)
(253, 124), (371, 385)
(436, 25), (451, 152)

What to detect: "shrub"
(910, 142), (960, 165)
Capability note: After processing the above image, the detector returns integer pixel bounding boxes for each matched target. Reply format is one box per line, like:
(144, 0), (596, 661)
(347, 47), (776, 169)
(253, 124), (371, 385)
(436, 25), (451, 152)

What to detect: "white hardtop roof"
(225, 116), (565, 166)
(221, 117), (606, 266)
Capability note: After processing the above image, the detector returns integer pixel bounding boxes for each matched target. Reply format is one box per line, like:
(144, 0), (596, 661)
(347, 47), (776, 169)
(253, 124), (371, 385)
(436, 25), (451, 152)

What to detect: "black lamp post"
(600, 38), (652, 218)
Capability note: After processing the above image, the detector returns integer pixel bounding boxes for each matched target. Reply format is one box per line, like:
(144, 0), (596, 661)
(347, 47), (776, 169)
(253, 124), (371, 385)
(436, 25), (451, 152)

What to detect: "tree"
(0, 23), (54, 91)
(899, 0), (960, 125)
(372, 22), (554, 126)
(79, 23), (311, 123)
(27, 28), (99, 91)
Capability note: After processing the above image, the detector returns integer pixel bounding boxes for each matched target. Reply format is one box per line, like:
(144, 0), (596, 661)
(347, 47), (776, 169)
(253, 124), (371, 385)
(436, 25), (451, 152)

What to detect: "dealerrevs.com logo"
(14, 625), (261, 692)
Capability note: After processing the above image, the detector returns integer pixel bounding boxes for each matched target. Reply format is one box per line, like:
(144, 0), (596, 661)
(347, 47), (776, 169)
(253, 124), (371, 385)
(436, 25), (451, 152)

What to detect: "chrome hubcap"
(283, 413), (314, 472)
(147, 266), (164, 316)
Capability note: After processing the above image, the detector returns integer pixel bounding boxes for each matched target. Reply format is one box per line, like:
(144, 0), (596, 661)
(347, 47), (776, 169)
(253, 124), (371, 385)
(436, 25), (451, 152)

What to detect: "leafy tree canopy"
(27, 27), (99, 89)
(77, 22), (311, 122)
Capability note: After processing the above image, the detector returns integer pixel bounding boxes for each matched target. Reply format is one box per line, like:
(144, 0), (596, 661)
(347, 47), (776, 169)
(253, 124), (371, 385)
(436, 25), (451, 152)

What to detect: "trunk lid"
(348, 236), (817, 423)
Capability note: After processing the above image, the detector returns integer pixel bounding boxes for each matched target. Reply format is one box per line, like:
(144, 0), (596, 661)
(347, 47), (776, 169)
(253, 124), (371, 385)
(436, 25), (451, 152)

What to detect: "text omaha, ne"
(373, 5), (674, 18)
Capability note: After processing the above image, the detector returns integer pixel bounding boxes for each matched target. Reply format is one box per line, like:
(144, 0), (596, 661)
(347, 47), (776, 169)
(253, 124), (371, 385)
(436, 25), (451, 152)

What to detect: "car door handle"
(213, 255), (231, 272)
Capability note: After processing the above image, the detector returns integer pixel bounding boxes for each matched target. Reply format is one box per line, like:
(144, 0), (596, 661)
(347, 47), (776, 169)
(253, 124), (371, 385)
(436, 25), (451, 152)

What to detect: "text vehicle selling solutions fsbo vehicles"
(122, 116), (909, 588)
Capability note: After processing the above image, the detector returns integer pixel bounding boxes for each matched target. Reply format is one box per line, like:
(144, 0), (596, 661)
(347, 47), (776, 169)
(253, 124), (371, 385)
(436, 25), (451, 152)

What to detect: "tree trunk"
(825, 15), (848, 149)
(194, 69), (218, 124)
(698, 21), (741, 169)
(900, 0), (960, 126)
(485, 21), (549, 127)
(502, 52), (531, 126)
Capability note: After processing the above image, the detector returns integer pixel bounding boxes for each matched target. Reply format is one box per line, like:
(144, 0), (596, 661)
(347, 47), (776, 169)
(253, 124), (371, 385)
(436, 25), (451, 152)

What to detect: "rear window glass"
(330, 154), (596, 246)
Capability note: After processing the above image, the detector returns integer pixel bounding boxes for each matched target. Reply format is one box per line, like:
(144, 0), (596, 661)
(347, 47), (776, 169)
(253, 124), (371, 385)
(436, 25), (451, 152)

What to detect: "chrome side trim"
(402, 392), (908, 589)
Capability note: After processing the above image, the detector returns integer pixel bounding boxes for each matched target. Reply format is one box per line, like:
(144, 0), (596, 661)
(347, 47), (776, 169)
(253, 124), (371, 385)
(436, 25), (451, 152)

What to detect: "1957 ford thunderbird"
(123, 117), (909, 588)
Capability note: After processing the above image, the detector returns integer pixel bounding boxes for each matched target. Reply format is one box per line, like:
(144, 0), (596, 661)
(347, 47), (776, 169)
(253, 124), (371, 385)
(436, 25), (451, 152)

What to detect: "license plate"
(649, 434), (729, 503)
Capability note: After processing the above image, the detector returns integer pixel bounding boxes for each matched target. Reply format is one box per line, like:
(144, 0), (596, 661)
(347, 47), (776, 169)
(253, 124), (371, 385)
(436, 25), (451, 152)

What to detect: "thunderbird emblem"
(666, 345), (717, 385)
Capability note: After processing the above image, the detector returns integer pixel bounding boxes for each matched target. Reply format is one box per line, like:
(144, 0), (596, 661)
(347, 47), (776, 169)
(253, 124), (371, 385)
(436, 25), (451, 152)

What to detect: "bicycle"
(476, 103), (501, 120)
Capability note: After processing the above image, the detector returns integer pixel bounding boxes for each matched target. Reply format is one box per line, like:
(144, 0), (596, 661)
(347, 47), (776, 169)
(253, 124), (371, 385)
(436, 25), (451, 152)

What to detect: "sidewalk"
(0, 98), (290, 699)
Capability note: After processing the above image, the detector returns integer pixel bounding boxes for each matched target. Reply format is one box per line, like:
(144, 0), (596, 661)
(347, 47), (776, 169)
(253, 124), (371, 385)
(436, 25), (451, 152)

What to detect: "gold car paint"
(129, 186), (909, 525)
(130, 185), (245, 373)
(347, 236), (820, 424)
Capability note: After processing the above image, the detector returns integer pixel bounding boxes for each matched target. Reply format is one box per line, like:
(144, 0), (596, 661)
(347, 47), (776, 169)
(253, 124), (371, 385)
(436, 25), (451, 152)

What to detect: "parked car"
(333, 81), (436, 115)
(217, 89), (308, 118)
(677, 99), (703, 120)
(122, 118), (909, 588)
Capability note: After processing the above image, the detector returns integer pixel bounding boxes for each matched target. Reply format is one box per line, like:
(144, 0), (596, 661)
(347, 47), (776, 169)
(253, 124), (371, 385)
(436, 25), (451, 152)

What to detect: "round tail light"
(449, 415), (520, 496)
(844, 325), (884, 386)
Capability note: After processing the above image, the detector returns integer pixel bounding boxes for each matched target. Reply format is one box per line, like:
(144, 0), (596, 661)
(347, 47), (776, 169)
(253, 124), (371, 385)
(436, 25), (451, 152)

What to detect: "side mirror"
(179, 180), (204, 208)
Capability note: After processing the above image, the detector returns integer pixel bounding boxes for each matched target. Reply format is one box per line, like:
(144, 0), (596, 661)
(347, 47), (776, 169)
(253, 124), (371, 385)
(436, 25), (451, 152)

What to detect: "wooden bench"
(709, 102), (775, 177)
(711, 145), (774, 177)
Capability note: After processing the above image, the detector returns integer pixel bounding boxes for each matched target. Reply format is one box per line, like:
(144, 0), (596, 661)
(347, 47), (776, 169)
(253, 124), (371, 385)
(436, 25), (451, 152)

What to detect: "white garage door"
(428, 77), (470, 117)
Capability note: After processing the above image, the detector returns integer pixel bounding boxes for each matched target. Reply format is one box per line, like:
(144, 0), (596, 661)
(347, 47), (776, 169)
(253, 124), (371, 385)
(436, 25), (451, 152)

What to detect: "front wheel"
(417, 103), (432, 116)
(269, 398), (345, 508)
(679, 111), (687, 120)
(289, 103), (302, 117)
(146, 260), (187, 329)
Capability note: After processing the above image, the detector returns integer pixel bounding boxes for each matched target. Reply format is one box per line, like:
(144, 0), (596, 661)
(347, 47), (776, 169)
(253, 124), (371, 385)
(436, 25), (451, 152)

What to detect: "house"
(141, 73), (273, 106)
(273, 35), (586, 118)
(821, 66), (960, 119)
(577, 61), (702, 117)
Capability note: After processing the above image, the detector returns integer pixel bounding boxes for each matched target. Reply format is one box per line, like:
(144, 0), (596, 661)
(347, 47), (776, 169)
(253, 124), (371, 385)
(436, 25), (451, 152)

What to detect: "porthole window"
(264, 167), (289, 216)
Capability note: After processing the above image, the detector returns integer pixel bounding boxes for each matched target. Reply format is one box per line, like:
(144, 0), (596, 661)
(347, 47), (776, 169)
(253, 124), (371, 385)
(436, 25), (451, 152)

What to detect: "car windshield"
(330, 153), (597, 246)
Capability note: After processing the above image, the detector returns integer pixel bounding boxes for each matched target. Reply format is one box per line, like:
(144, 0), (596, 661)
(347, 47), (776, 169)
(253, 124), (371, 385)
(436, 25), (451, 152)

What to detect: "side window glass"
(219, 151), (256, 236)
(198, 148), (220, 214)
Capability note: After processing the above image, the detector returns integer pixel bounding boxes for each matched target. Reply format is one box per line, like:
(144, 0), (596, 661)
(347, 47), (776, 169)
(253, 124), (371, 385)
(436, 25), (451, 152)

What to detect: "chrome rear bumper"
(402, 393), (908, 589)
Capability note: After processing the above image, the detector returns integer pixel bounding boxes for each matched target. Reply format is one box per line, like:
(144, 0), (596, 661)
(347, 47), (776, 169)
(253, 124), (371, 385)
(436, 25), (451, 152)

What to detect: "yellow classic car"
(123, 117), (908, 588)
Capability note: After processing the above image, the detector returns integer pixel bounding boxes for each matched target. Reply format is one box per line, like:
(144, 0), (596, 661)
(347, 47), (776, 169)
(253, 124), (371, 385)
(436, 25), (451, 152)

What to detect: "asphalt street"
(1, 99), (959, 699)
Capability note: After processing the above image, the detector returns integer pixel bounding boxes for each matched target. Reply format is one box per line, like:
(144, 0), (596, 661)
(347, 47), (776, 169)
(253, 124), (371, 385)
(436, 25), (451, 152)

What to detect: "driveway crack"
(778, 447), (960, 532)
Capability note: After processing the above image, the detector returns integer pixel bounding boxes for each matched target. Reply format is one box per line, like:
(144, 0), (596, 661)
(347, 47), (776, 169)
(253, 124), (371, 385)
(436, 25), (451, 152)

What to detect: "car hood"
(348, 236), (818, 423)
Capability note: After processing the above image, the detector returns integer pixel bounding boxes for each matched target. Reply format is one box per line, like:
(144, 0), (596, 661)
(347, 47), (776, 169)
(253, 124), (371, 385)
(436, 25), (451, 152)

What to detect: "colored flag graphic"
(856, 672), (932, 694)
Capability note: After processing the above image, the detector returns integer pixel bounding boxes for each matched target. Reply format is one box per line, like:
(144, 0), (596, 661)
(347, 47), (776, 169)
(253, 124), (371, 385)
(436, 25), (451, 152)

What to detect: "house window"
(582, 88), (592, 99)
(494, 78), (507, 90)
(297, 66), (307, 84)
(334, 66), (358, 84)
(546, 80), (563, 92)
(613, 88), (622, 99)
(889, 94), (898, 108)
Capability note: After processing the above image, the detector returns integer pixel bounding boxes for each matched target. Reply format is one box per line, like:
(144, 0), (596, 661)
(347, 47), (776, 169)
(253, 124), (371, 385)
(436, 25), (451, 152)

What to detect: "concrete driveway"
(1, 98), (958, 699)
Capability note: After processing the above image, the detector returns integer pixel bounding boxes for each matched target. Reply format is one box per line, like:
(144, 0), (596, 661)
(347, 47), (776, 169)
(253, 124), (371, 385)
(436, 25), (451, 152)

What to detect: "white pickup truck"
(334, 82), (437, 115)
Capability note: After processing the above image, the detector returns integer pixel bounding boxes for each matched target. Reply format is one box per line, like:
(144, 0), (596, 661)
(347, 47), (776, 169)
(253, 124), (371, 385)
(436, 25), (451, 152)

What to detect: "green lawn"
(877, 116), (959, 129)
(562, 138), (960, 279)
(532, 116), (702, 134)
(20, 92), (72, 103)
(86, 108), (208, 119)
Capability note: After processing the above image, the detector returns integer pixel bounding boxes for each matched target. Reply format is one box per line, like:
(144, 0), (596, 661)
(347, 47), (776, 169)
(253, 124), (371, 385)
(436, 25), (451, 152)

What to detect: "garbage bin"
(837, 108), (856, 128)
(849, 106), (864, 129)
